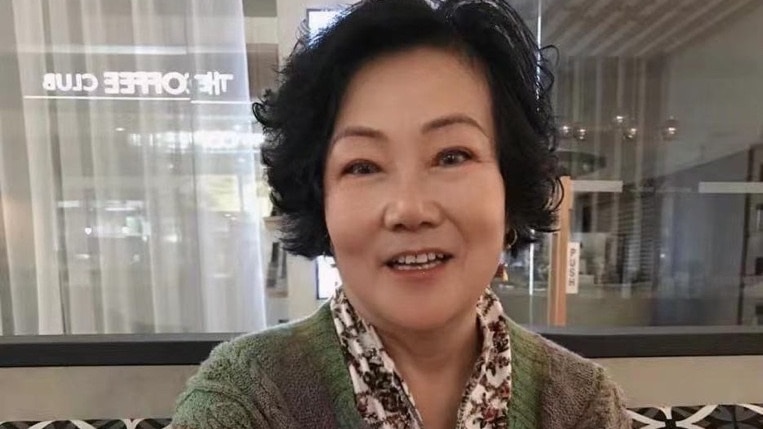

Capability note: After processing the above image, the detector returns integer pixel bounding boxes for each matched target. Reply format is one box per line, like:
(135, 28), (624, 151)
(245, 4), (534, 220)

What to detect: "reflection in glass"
(544, 0), (763, 326)
(0, 0), (269, 334)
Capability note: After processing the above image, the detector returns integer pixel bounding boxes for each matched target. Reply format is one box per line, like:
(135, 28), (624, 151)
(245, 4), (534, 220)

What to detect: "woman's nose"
(382, 177), (443, 232)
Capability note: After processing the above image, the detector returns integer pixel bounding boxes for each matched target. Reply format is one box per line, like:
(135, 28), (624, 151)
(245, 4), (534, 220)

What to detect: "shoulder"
(195, 308), (326, 382)
(507, 320), (630, 429)
(509, 320), (602, 394)
(508, 318), (601, 380)
(172, 308), (336, 429)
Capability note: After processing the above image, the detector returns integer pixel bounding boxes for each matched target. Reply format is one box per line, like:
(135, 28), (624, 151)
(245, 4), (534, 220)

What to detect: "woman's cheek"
(326, 181), (382, 245)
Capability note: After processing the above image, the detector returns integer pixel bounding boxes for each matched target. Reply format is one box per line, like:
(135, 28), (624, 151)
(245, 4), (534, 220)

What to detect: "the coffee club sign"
(28, 70), (241, 102)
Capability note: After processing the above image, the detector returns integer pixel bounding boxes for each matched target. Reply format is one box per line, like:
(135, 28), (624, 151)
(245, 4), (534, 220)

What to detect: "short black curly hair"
(254, 0), (561, 259)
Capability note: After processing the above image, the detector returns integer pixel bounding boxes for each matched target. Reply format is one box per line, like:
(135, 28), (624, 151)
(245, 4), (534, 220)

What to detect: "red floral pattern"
(330, 287), (512, 428)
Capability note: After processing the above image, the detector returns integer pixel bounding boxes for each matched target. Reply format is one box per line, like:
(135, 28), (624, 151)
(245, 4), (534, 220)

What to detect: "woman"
(173, 0), (630, 428)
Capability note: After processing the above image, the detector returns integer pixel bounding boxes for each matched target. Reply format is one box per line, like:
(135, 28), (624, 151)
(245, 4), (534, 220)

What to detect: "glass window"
(503, 0), (763, 327)
(4, 0), (762, 335)
(0, 0), (276, 334)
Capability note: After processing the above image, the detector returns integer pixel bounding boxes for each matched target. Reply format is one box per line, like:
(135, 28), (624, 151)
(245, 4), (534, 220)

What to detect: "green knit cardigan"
(173, 303), (630, 428)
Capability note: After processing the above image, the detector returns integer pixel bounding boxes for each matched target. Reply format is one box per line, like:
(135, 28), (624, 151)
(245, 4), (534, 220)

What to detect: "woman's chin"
(345, 281), (482, 332)
(380, 301), (464, 333)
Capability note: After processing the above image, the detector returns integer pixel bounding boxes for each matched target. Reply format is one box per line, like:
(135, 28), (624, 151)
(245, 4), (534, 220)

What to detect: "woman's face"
(324, 47), (506, 332)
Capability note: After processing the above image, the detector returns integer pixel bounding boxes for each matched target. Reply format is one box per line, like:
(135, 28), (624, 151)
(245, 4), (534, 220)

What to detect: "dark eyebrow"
(331, 113), (488, 145)
(331, 126), (387, 145)
(422, 114), (488, 137)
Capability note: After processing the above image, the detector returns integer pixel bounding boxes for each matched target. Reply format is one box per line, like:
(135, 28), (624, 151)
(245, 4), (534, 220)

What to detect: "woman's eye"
(342, 161), (380, 176)
(437, 149), (472, 167)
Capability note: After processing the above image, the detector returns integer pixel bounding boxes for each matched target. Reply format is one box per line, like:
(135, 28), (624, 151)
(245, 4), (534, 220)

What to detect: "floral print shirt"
(329, 287), (512, 428)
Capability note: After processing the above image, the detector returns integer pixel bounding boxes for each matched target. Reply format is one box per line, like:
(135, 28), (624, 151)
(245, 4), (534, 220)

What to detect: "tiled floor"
(2, 405), (762, 429)
(629, 404), (763, 428)
(0, 420), (170, 429)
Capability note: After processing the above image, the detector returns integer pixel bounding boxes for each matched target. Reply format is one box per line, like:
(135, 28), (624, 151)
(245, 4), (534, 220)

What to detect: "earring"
(505, 229), (518, 249)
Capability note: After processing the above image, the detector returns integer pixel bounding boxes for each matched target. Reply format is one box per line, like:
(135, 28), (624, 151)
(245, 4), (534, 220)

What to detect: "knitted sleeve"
(171, 339), (297, 429)
(572, 367), (631, 429)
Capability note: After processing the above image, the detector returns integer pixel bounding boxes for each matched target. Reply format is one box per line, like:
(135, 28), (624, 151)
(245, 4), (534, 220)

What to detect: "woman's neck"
(374, 313), (482, 429)
(375, 311), (481, 380)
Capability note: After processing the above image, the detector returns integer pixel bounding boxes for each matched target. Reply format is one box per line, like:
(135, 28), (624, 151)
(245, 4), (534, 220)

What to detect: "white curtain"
(0, 0), (267, 334)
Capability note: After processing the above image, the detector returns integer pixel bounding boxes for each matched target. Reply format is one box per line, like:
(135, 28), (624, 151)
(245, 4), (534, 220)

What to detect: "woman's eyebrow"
(331, 113), (487, 145)
(331, 126), (387, 145)
(421, 113), (488, 138)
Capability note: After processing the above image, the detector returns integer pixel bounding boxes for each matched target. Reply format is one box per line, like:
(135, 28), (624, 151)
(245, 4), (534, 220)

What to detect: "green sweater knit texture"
(173, 304), (631, 428)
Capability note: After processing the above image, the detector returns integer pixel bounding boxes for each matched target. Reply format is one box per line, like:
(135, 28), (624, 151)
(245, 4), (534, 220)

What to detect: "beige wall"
(245, 17), (278, 45)
(0, 366), (197, 421)
(2, 355), (761, 421)
(597, 355), (763, 408)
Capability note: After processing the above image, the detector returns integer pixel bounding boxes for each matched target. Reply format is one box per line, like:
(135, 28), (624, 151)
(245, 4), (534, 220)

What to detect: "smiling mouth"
(385, 252), (453, 271)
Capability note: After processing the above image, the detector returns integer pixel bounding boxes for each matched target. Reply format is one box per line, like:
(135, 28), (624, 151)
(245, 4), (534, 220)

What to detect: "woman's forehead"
(333, 47), (494, 136)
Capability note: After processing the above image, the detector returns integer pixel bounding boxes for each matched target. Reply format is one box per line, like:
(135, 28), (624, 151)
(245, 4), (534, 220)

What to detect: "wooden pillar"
(548, 176), (573, 326)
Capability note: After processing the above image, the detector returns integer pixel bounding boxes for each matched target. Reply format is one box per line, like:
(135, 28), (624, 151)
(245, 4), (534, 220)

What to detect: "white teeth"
(389, 252), (449, 269)
(394, 261), (440, 271)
